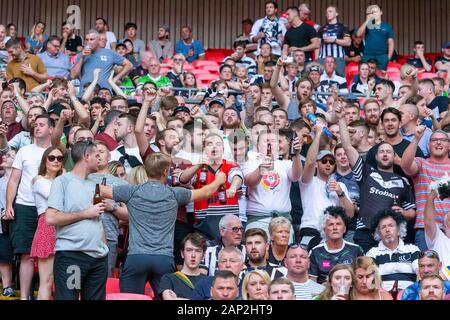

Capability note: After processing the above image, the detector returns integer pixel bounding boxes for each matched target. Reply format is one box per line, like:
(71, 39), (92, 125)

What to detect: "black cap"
(48, 103), (66, 116)
(173, 106), (190, 116)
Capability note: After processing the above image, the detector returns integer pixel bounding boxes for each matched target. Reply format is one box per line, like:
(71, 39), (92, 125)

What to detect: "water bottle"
(307, 113), (333, 138)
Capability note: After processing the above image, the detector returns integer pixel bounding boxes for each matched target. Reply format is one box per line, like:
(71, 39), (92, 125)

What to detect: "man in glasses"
(191, 246), (245, 300)
(299, 125), (354, 251)
(284, 244), (324, 300)
(401, 128), (450, 252)
(4, 115), (54, 300)
(401, 250), (450, 300)
(37, 35), (71, 79)
(337, 105), (416, 253)
(200, 215), (245, 276)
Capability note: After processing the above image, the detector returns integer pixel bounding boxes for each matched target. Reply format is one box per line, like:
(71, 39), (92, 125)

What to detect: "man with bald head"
(399, 104), (432, 157)
(200, 215), (245, 276)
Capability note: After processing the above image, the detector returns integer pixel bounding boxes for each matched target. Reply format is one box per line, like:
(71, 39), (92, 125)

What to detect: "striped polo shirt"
(366, 239), (420, 291)
(412, 158), (450, 229)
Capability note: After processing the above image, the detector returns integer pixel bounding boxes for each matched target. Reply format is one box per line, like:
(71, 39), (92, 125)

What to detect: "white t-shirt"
(242, 153), (297, 217)
(110, 146), (142, 174)
(12, 144), (47, 206)
(299, 176), (351, 230)
(292, 279), (325, 300)
(105, 32), (117, 50)
(426, 224), (450, 280)
(32, 177), (52, 216)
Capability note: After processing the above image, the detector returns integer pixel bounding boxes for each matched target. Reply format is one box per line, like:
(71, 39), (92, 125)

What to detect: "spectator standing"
(120, 22), (145, 64)
(175, 26), (205, 63)
(71, 30), (133, 94)
(317, 6), (351, 76)
(30, 146), (65, 300)
(95, 17), (117, 50)
(282, 6), (319, 62)
(4, 116), (54, 300)
(357, 5), (395, 71)
(250, 1), (287, 58)
(61, 21), (83, 57)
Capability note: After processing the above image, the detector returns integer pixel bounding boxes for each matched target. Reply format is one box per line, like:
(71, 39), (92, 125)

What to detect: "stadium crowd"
(0, 1), (449, 301)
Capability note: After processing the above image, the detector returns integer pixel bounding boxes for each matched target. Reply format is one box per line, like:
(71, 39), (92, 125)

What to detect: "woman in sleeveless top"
(352, 256), (393, 300)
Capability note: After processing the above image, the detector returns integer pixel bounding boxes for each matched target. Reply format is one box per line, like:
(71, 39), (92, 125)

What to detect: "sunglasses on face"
(48, 155), (64, 162)
(223, 227), (243, 233)
(320, 158), (336, 165)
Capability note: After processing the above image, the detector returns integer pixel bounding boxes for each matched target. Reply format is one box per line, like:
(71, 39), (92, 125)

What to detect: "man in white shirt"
(110, 113), (142, 174)
(95, 17), (117, 50)
(299, 125), (355, 250)
(4, 115), (53, 300)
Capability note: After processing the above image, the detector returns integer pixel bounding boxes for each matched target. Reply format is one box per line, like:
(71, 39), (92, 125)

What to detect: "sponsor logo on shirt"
(322, 260), (331, 269)
(260, 172), (281, 191)
(370, 172), (404, 189)
(101, 56), (108, 62)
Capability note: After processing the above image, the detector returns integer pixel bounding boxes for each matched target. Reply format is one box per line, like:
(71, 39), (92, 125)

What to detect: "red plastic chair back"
(418, 72), (438, 80)
(106, 293), (152, 300)
(106, 278), (121, 294)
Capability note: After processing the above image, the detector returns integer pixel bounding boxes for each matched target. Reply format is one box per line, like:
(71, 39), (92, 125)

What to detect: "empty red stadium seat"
(198, 65), (220, 73)
(418, 72), (438, 80)
(191, 69), (211, 76)
(387, 71), (401, 81)
(196, 73), (218, 82)
(387, 62), (402, 70)
(183, 63), (194, 71)
(144, 282), (155, 299)
(192, 60), (219, 68)
(106, 293), (152, 300)
(162, 58), (174, 66)
(160, 67), (171, 76)
(106, 278), (121, 294)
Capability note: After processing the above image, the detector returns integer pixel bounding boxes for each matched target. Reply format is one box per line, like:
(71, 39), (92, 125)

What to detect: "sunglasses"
(288, 243), (309, 251)
(419, 250), (440, 260)
(320, 158), (336, 165)
(48, 155), (64, 162)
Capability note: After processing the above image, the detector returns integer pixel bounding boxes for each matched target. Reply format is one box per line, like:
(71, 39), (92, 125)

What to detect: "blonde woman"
(315, 264), (356, 300)
(25, 21), (48, 54)
(352, 256), (392, 300)
(267, 217), (292, 267)
(127, 165), (148, 185)
(242, 270), (270, 300)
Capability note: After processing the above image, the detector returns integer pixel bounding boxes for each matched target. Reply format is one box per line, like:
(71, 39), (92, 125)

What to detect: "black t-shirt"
(429, 96), (450, 116)
(364, 139), (424, 179)
(284, 23), (318, 61)
(267, 244), (286, 267)
(66, 35), (83, 53)
(435, 56), (450, 71)
(309, 241), (364, 284)
(406, 57), (432, 69)
(158, 272), (206, 299)
(352, 157), (416, 229)
(345, 43), (365, 58)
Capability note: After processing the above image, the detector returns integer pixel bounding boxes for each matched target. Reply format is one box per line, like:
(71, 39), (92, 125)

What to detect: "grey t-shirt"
(113, 181), (191, 257)
(48, 172), (109, 258)
(88, 173), (128, 242)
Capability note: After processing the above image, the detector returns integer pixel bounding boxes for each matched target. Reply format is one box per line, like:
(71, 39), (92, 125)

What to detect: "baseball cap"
(316, 150), (335, 161)
(308, 65), (322, 74)
(209, 98), (226, 108)
(442, 41), (450, 49)
(173, 106), (190, 116)
(48, 103), (66, 116)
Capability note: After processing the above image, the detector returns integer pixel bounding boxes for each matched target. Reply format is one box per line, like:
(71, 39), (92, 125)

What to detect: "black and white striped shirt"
(316, 72), (348, 104)
(318, 23), (351, 59)
(200, 243), (246, 276)
(366, 239), (420, 291)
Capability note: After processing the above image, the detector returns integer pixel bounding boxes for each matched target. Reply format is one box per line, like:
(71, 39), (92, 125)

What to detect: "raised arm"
(135, 89), (157, 157)
(288, 135), (303, 182)
(301, 125), (323, 184)
(335, 103), (360, 167)
(81, 68), (101, 102)
(400, 125), (424, 177)
(270, 58), (290, 110)
(424, 190), (438, 241)
(68, 81), (90, 127)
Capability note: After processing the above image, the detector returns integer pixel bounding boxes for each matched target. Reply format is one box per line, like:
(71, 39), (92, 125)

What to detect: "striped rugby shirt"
(366, 239), (420, 291)
(411, 157), (450, 229)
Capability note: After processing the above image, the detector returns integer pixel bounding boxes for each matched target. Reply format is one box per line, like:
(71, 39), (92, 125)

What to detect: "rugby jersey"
(200, 243), (246, 276)
(412, 158), (450, 229)
(316, 72), (348, 104)
(193, 160), (242, 239)
(366, 239), (420, 291)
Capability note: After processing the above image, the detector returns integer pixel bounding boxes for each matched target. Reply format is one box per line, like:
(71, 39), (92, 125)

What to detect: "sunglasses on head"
(288, 243), (309, 251)
(320, 158), (336, 165)
(419, 250), (440, 260)
(48, 155), (64, 162)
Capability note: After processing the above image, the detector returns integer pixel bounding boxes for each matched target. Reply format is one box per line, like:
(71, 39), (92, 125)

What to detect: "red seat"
(198, 65), (220, 73)
(144, 282), (155, 299)
(106, 278), (121, 294)
(345, 64), (359, 75)
(387, 66), (400, 73)
(418, 72), (438, 80)
(162, 58), (174, 66)
(387, 71), (401, 81)
(183, 63), (194, 71)
(192, 60), (219, 68)
(106, 293), (152, 300)
(387, 62), (402, 69)
(197, 73), (218, 82)
(191, 69), (211, 76)
(397, 289), (404, 300)
(160, 67), (171, 76)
